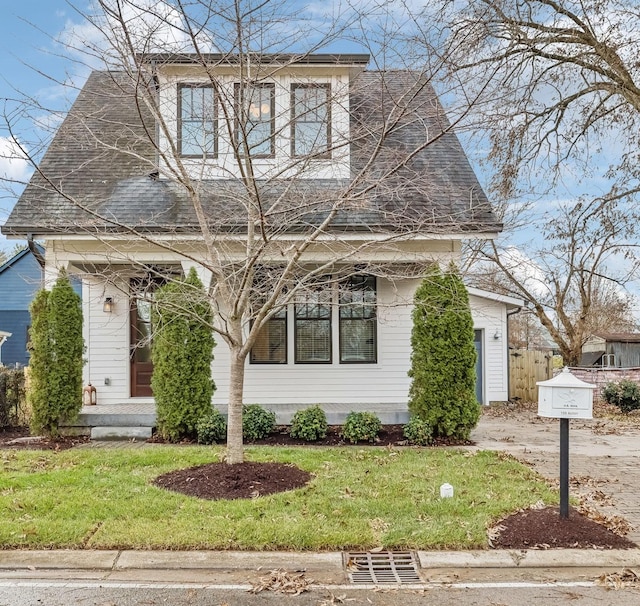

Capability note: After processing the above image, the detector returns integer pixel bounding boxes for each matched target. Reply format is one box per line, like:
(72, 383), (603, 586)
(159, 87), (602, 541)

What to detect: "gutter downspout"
(27, 234), (45, 271)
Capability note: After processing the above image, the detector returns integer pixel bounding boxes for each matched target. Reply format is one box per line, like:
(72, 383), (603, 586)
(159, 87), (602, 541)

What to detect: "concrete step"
(91, 426), (153, 440)
(76, 410), (156, 428)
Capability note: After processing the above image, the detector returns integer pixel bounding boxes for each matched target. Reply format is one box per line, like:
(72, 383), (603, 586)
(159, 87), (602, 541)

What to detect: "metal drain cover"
(343, 551), (421, 584)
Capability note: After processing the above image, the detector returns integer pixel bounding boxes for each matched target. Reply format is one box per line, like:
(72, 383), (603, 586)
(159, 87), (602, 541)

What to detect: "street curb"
(1, 549), (639, 572)
(418, 549), (640, 568)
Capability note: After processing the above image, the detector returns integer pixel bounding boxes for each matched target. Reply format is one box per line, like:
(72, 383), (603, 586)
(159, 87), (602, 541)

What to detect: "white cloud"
(0, 137), (31, 183)
(58, 0), (216, 66)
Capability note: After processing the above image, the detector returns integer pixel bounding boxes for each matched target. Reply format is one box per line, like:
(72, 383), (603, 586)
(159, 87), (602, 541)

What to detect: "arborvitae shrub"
(290, 405), (328, 441)
(28, 270), (84, 437)
(341, 411), (381, 443)
(403, 417), (433, 446)
(27, 289), (51, 435)
(152, 268), (216, 442)
(48, 269), (84, 430)
(407, 264), (479, 440)
(242, 404), (276, 441)
(196, 409), (227, 444)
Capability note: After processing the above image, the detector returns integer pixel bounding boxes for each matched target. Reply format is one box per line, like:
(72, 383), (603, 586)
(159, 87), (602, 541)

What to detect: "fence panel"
(509, 349), (553, 402)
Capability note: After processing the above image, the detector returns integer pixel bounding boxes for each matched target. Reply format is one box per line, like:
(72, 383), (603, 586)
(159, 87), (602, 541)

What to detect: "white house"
(2, 53), (508, 430)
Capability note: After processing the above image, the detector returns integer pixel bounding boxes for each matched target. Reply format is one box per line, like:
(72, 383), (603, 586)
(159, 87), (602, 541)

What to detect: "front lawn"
(0, 446), (556, 550)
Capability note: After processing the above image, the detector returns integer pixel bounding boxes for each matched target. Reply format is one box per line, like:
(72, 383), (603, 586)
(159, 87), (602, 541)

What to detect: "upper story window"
(178, 84), (216, 157)
(235, 83), (275, 157)
(291, 84), (331, 158)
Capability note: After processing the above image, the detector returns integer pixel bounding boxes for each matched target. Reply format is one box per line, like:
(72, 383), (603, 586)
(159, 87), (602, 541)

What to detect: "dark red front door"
(130, 292), (153, 397)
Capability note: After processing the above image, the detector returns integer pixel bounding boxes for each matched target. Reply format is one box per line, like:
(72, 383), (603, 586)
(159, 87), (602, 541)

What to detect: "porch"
(64, 402), (411, 440)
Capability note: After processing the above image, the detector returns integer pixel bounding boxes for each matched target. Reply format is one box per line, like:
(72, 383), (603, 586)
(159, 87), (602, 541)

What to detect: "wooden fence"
(509, 349), (554, 402)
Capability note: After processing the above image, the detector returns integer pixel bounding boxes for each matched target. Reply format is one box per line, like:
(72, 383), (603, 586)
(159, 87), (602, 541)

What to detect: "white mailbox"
(537, 367), (595, 419)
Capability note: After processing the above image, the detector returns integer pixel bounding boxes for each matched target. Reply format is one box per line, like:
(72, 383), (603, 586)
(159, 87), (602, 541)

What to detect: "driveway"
(470, 408), (640, 544)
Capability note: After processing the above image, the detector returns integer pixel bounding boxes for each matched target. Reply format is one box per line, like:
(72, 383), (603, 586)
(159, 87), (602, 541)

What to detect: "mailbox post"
(537, 368), (595, 518)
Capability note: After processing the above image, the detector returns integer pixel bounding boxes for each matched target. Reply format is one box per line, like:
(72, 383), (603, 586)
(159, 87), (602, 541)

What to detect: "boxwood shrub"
(290, 405), (328, 442)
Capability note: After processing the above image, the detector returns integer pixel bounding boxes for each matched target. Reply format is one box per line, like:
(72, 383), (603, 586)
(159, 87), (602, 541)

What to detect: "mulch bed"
(490, 506), (637, 550)
(148, 424), (470, 447)
(153, 461), (312, 500)
(0, 428), (89, 450)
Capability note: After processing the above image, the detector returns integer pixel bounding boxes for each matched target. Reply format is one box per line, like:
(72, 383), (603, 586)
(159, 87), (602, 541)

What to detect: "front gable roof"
(3, 64), (501, 237)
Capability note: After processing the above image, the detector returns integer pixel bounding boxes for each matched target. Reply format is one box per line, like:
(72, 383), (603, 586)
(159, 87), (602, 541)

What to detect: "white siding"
(83, 277), (141, 406)
(82, 274), (512, 408)
(469, 294), (510, 403)
(213, 278), (416, 407)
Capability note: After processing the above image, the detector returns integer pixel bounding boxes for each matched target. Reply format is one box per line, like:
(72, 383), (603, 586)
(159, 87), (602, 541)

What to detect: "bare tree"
(426, 0), (640, 364)
(2, 1), (499, 462)
(469, 196), (639, 364)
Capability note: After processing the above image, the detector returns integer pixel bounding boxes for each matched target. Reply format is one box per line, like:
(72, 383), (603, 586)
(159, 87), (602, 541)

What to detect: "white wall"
(212, 278), (416, 408)
(83, 277), (140, 405)
(469, 293), (511, 403)
(84, 275), (512, 408)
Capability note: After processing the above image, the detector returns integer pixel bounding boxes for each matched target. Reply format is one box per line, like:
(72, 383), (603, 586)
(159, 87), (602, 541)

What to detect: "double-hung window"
(339, 275), (377, 363)
(295, 283), (332, 363)
(178, 84), (216, 157)
(236, 82), (275, 157)
(291, 84), (330, 157)
(250, 308), (287, 364)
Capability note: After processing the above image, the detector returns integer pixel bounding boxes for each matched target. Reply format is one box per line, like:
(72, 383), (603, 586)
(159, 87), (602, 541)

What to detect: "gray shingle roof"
(2, 68), (501, 236)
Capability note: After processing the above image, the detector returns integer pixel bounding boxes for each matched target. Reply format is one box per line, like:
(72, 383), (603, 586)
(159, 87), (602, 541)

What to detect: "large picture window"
(295, 284), (332, 363)
(291, 84), (330, 157)
(236, 82), (275, 157)
(250, 308), (287, 364)
(178, 84), (216, 157)
(339, 275), (377, 363)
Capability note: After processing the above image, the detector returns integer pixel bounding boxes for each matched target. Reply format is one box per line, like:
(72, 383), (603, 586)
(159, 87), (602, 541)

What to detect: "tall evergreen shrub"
(28, 270), (84, 436)
(28, 289), (51, 434)
(151, 268), (216, 441)
(407, 264), (479, 440)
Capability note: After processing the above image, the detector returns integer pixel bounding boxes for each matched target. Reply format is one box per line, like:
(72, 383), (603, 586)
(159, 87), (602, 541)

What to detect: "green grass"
(0, 446), (557, 550)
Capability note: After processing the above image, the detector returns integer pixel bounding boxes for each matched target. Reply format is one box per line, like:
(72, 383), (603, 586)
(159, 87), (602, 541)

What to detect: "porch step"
(78, 410), (156, 428)
(91, 426), (153, 441)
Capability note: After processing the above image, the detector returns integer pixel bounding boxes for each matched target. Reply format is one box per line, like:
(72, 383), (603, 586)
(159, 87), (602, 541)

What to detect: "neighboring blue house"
(0, 245), (44, 367)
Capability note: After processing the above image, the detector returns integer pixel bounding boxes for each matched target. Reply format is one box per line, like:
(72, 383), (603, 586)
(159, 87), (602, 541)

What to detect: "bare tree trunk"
(226, 350), (246, 464)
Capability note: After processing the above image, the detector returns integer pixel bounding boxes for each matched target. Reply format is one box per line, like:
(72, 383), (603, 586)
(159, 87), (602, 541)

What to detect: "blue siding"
(0, 250), (43, 311)
(0, 311), (30, 366)
(0, 250), (41, 366)
(0, 247), (82, 367)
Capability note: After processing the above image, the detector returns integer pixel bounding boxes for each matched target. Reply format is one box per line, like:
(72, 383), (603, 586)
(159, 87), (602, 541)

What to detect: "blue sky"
(0, 0), (77, 252)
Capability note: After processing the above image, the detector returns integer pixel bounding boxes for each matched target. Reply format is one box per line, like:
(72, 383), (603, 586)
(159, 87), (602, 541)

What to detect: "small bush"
(341, 411), (381, 443)
(602, 380), (640, 413)
(0, 367), (27, 429)
(243, 404), (276, 441)
(403, 417), (433, 446)
(196, 410), (227, 444)
(290, 405), (328, 442)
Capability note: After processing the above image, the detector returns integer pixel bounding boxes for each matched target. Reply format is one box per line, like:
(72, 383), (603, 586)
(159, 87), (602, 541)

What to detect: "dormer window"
(235, 83), (275, 157)
(291, 84), (330, 158)
(178, 84), (217, 157)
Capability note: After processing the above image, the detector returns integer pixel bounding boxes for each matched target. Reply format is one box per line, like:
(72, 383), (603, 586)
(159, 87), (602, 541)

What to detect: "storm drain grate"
(343, 551), (421, 584)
